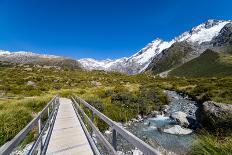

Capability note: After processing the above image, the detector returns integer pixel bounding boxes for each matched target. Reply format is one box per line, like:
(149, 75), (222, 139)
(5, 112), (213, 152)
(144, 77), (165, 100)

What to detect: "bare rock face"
(211, 23), (232, 47)
(200, 101), (232, 130)
(170, 111), (190, 127)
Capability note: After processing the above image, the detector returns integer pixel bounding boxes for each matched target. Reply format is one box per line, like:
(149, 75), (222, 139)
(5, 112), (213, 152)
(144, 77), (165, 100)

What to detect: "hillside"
(169, 49), (232, 77)
(0, 51), (83, 69)
(147, 21), (232, 75)
(146, 41), (196, 73)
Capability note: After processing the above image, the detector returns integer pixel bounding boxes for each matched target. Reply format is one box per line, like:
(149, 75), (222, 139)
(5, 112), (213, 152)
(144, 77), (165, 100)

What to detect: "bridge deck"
(46, 98), (93, 155)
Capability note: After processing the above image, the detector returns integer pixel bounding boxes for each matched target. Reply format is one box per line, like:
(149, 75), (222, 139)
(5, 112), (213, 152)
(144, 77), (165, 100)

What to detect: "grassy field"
(0, 62), (168, 145)
(153, 76), (232, 104)
(0, 95), (52, 146)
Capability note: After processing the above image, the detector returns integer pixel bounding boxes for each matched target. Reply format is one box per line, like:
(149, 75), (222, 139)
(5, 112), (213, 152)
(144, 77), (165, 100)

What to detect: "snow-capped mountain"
(0, 50), (82, 69)
(0, 50), (62, 60)
(146, 20), (232, 74)
(79, 39), (173, 74)
(0, 19), (231, 74)
(78, 19), (231, 74)
(175, 19), (230, 44)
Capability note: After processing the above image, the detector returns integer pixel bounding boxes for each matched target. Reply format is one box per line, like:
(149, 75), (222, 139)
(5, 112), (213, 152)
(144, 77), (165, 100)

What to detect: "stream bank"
(104, 90), (201, 155)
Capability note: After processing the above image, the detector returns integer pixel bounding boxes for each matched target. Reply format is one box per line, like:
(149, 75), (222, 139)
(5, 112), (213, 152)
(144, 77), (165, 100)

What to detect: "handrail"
(71, 98), (117, 155)
(71, 101), (101, 155)
(71, 95), (160, 155)
(0, 95), (59, 155)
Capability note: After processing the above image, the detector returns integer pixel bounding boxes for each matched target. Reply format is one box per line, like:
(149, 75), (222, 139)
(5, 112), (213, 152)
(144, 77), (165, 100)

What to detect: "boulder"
(26, 81), (36, 87)
(163, 125), (193, 135)
(162, 105), (170, 111)
(200, 101), (232, 130)
(170, 111), (190, 127)
(91, 81), (102, 86)
(131, 118), (139, 123)
(24, 68), (32, 71)
(151, 111), (160, 117)
(137, 115), (142, 120)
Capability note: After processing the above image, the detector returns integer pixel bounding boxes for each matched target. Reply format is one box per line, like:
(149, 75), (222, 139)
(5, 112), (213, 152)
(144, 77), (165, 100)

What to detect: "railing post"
(91, 112), (94, 137)
(112, 129), (117, 151)
(38, 118), (43, 153)
(48, 107), (50, 117)
(55, 97), (57, 107)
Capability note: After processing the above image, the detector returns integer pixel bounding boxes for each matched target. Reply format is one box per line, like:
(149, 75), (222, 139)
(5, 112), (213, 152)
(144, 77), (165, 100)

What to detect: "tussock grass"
(191, 131), (232, 155)
(0, 96), (52, 146)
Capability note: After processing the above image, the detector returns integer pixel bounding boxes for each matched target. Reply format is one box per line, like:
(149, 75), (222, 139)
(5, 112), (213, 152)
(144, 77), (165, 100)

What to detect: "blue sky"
(0, 0), (231, 59)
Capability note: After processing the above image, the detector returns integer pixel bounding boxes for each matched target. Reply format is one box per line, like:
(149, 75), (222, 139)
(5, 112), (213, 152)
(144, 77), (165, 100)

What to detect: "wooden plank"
(46, 98), (94, 155)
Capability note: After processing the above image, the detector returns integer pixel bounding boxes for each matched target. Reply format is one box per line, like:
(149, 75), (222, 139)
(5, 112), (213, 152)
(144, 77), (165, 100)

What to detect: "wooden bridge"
(0, 95), (160, 155)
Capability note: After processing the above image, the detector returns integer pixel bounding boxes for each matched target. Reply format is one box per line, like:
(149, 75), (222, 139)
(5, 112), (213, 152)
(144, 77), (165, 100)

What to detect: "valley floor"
(0, 62), (232, 154)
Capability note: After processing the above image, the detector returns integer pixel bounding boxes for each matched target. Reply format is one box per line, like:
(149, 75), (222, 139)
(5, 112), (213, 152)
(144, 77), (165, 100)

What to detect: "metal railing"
(71, 95), (160, 155)
(0, 95), (59, 155)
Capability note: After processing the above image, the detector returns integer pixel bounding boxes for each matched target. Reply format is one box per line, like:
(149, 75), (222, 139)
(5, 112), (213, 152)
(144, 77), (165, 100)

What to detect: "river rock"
(105, 130), (112, 134)
(170, 111), (190, 127)
(131, 118), (139, 123)
(132, 149), (143, 155)
(151, 111), (160, 117)
(201, 101), (232, 130)
(163, 125), (193, 135)
(162, 105), (170, 112)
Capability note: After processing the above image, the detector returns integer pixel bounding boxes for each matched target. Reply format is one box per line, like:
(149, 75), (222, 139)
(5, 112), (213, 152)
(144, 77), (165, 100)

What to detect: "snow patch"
(176, 20), (230, 44)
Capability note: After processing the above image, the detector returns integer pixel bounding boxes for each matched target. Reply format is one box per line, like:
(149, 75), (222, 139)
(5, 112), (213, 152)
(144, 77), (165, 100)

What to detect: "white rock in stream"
(164, 125), (193, 135)
(132, 149), (143, 155)
(170, 111), (190, 127)
(105, 130), (112, 134)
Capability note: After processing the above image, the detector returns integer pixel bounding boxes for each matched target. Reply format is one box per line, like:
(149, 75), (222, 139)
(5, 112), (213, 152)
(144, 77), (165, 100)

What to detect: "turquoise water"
(124, 91), (198, 154)
(101, 90), (198, 154)
(126, 116), (195, 154)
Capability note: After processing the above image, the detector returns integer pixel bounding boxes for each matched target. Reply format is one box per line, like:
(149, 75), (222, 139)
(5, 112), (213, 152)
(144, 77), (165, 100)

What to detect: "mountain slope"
(79, 19), (230, 74)
(146, 20), (231, 74)
(169, 49), (232, 77)
(78, 39), (173, 74)
(210, 23), (232, 53)
(0, 51), (82, 69)
(146, 41), (196, 73)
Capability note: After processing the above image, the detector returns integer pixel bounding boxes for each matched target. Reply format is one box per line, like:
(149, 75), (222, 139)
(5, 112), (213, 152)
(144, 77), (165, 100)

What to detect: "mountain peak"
(152, 38), (163, 43)
(175, 19), (230, 44)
